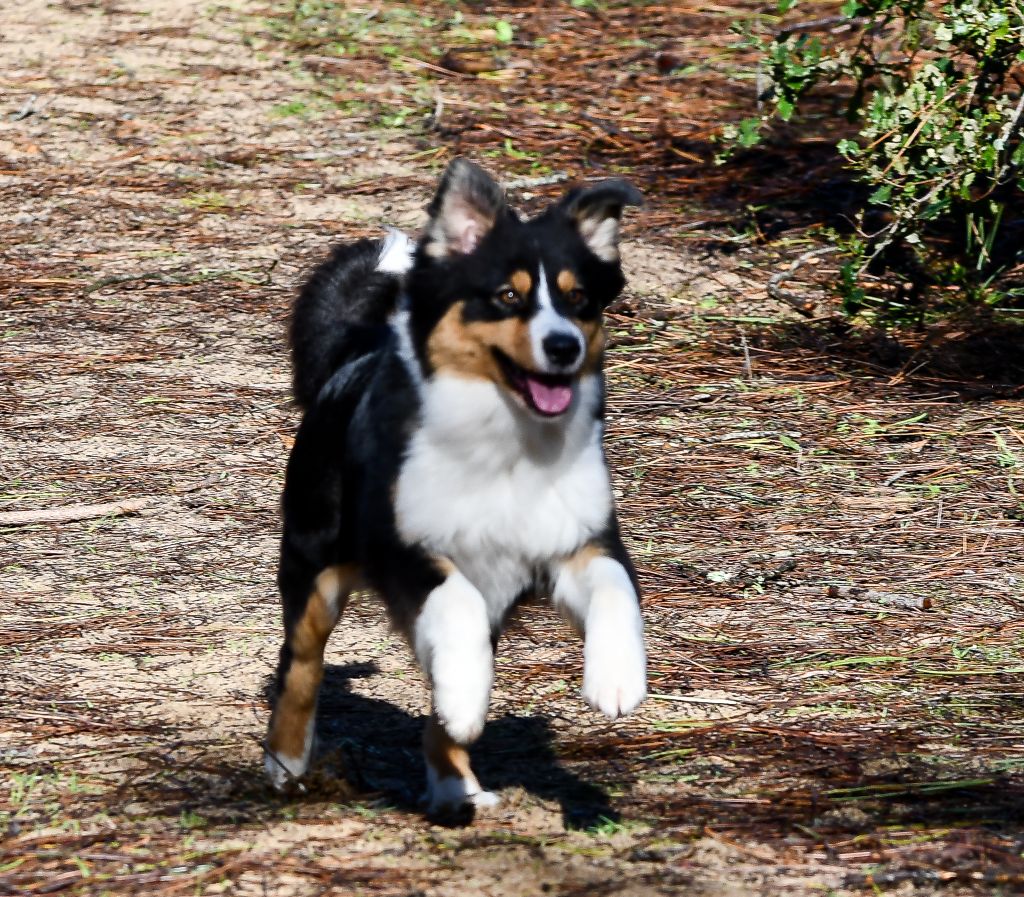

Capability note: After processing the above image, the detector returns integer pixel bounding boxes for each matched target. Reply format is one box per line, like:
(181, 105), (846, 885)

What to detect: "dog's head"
(403, 158), (641, 419)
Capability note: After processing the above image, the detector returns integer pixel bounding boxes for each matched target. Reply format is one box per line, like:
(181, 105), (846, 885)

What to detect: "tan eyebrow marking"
(556, 269), (578, 293)
(509, 270), (532, 296)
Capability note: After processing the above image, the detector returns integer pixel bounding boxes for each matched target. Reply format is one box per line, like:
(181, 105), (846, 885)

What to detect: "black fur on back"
(289, 238), (399, 408)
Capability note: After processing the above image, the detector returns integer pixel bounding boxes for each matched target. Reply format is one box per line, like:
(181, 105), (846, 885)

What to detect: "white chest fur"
(394, 374), (612, 626)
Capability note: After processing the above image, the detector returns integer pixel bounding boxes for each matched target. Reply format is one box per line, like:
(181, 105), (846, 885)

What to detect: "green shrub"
(728, 0), (1024, 321)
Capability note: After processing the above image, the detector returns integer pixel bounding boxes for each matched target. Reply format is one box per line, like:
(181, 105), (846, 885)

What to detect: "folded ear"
(423, 158), (507, 258)
(561, 180), (643, 262)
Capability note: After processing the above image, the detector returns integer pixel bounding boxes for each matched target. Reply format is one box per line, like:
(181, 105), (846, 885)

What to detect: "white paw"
(425, 774), (500, 814)
(264, 749), (308, 791)
(583, 634), (647, 719)
(468, 789), (501, 809)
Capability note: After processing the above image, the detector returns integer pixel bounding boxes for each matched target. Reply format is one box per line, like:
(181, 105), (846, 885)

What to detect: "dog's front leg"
(413, 567), (498, 814)
(553, 547), (647, 719)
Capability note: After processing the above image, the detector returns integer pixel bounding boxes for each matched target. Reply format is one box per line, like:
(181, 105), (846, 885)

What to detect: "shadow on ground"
(746, 318), (1024, 397)
(107, 661), (1024, 890)
(264, 662), (617, 828)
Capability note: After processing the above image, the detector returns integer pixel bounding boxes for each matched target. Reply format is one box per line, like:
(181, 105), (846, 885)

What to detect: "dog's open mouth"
(494, 350), (574, 417)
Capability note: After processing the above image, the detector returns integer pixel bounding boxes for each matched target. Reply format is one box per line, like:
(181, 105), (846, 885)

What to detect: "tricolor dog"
(265, 159), (647, 814)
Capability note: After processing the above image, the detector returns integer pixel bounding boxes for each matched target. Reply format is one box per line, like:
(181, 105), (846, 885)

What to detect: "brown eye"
(565, 288), (587, 308)
(494, 286), (522, 308)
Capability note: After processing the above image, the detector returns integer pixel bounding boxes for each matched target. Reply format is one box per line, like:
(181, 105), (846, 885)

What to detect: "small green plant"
(585, 814), (644, 837)
(493, 19), (514, 43)
(181, 191), (235, 212)
(994, 432), (1020, 468)
(269, 99), (311, 119)
(178, 810), (207, 831)
(727, 0), (1024, 320)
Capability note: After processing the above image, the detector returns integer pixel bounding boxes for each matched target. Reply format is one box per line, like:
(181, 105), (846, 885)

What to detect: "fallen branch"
(827, 584), (933, 611)
(776, 15), (865, 40)
(766, 246), (840, 317)
(504, 172), (571, 190)
(0, 497), (156, 527)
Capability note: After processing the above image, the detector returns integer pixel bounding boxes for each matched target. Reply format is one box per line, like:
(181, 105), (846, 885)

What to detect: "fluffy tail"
(289, 231), (415, 408)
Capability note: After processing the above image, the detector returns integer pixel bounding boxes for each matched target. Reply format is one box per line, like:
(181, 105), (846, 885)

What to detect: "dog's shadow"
(269, 661), (615, 828)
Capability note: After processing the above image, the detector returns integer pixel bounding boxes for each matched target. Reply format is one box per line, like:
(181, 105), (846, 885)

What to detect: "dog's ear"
(560, 180), (643, 262)
(423, 158), (507, 258)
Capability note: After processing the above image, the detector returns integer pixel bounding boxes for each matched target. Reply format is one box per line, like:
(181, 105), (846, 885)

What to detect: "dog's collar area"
(492, 349), (574, 417)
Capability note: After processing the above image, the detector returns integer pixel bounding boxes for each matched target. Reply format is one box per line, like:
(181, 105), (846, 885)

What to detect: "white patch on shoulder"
(395, 374), (611, 628)
(554, 555), (646, 719)
(530, 263), (584, 374)
(264, 714), (315, 791)
(414, 572), (493, 743)
(375, 228), (416, 275)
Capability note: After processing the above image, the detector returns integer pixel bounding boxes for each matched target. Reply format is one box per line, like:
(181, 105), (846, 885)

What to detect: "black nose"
(542, 332), (582, 368)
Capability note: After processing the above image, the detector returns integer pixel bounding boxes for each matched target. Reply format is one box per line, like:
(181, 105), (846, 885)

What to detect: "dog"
(265, 158), (647, 814)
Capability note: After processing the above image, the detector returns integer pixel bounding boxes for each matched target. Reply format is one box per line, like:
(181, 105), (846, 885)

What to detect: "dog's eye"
(564, 288), (587, 308)
(493, 287), (523, 309)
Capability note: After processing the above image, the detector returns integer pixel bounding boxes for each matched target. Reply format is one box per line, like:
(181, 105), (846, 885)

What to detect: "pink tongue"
(525, 377), (573, 415)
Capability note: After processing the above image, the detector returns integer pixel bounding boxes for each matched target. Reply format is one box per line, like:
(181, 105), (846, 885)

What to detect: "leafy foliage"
(728, 0), (1024, 321)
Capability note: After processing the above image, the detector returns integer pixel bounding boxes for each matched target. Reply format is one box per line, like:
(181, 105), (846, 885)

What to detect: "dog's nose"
(542, 332), (582, 368)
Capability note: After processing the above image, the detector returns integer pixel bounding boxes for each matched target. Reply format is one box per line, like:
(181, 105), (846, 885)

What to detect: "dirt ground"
(2, 1), (1024, 895)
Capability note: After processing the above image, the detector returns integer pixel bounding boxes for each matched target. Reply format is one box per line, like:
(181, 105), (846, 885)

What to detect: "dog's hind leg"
(266, 401), (356, 790)
(552, 539), (647, 720)
(266, 562), (358, 789)
(412, 567), (498, 814)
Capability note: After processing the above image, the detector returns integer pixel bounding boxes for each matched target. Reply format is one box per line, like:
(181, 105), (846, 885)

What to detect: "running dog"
(265, 158), (647, 814)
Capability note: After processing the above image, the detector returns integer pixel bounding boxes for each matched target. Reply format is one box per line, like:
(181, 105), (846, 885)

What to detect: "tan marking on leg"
(557, 543), (605, 635)
(433, 556), (457, 578)
(423, 713), (481, 789)
(268, 564), (357, 761)
(565, 542), (604, 575)
(556, 269), (578, 293)
(509, 269), (533, 297)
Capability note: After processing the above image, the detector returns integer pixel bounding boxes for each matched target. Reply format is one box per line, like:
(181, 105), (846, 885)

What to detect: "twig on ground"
(399, 54), (470, 79)
(739, 328), (753, 379)
(0, 497), (156, 526)
(776, 15), (865, 40)
(827, 585), (932, 611)
(428, 90), (444, 130)
(504, 172), (571, 190)
(11, 94), (38, 121)
(82, 267), (269, 295)
(766, 246), (840, 317)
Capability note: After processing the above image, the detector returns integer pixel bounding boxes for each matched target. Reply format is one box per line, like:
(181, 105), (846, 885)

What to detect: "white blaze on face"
(529, 263), (585, 374)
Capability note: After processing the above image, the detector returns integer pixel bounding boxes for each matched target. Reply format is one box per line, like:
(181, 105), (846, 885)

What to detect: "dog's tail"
(289, 230), (415, 408)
